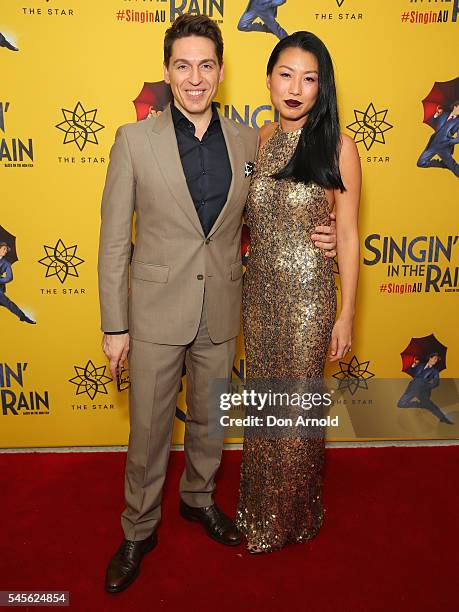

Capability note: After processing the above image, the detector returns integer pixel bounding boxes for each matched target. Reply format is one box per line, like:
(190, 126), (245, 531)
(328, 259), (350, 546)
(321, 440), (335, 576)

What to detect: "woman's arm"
(329, 133), (361, 361)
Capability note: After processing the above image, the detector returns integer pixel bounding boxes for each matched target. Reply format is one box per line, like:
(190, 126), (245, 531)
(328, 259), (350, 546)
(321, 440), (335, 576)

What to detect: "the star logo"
(346, 103), (393, 150)
(332, 355), (375, 395)
(55, 101), (105, 151)
(116, 365), (131, 392)
(38, 238), (84, 284)
(332, 257), (339, 276)
(69, 360), (113, 400)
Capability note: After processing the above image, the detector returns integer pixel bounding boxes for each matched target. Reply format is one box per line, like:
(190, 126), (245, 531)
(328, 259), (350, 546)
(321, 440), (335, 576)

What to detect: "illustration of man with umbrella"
(0, 229), (35, 324)
(417, 77), (459, 178)
(0, 32), (18, 52)
(398, 334), (453, 424)
(237, 0), (288, 41)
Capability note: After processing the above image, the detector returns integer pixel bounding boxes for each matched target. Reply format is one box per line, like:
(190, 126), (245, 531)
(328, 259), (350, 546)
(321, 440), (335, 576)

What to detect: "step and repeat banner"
(1, 0), (458, 447)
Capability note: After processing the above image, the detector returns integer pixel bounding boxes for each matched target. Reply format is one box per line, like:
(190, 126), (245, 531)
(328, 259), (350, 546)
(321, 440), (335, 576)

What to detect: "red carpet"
(0, 447), (456, 611)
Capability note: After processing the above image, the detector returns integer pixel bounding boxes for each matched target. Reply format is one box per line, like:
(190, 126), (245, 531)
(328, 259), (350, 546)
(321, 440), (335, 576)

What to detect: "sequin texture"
(236, 125), (336, 552)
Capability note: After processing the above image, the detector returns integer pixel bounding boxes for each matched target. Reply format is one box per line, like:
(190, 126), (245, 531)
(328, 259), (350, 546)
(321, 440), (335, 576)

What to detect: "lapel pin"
(244, 161), (254, 177)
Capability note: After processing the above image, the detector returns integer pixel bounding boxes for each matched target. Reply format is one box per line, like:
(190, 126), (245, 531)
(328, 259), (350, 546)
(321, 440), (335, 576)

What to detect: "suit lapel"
(207, 114), (245, 238)
(146, 105), (246, 238)
(146, 105), (204, 236)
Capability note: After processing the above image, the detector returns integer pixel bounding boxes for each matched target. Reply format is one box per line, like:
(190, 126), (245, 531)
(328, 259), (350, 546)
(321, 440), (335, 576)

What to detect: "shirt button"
(202, 170), (206, 175)
(197, 274), (204, 280)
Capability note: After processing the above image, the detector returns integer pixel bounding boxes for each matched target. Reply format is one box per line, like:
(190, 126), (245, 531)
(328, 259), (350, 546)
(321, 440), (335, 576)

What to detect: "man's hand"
(102, 333), (130, 381)
(311, 211), (337, 258)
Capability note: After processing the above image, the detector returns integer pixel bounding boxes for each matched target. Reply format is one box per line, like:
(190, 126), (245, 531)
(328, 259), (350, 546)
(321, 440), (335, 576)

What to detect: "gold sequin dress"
(236, 124), (336, 552)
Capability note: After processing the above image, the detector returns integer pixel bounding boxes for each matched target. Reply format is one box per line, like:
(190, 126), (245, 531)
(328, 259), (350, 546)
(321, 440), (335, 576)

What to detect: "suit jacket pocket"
(230, 261), (243, 281)
(131, 261), (169, 283)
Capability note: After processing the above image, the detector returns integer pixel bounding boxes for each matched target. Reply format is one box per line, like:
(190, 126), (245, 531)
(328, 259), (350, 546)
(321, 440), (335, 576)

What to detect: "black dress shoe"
(105, 532), (157, 594)
(179, 500), (241, 546)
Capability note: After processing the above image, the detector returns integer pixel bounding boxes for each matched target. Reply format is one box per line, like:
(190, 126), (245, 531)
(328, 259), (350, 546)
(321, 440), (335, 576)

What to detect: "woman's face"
(267, 47), (319, 125)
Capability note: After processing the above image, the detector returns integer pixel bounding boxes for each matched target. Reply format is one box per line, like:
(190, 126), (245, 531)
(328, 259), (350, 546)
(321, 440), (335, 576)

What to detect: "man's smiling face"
(164, 35), (224, 118)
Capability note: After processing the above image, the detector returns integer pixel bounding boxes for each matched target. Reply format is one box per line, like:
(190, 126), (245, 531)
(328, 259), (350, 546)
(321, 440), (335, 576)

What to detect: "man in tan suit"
(99, 15), (336, 593)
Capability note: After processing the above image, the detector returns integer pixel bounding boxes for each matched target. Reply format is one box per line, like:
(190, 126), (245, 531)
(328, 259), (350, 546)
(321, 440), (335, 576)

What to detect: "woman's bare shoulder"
(259, 121), (278, 147)
(339, 132), (359, 157)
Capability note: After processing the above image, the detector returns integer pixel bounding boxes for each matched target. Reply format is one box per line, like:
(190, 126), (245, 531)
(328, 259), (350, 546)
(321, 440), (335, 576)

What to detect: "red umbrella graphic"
(0, 225), (18, 265)
(133, 81), (172, 121)
(400, 333), (447, 375)
(241, 223), (250, 263)
(422, 77), (459, 126)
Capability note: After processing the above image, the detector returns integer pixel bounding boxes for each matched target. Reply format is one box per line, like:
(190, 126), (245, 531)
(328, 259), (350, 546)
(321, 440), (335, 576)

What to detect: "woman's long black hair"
(268, 31), (345, 192)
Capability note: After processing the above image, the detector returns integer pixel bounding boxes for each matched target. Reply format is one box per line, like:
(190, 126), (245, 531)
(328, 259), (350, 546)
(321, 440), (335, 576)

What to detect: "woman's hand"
(311, 211), (337, 258)
(329, 315), (353, 361)
(148, 106), (163, 118)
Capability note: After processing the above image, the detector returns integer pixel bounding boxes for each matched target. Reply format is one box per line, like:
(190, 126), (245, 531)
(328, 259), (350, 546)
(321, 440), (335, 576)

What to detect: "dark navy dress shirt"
(170, 101), (232, 237)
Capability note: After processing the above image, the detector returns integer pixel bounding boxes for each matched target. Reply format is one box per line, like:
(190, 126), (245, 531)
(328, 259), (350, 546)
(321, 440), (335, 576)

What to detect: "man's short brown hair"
(164, 14), (224, 66)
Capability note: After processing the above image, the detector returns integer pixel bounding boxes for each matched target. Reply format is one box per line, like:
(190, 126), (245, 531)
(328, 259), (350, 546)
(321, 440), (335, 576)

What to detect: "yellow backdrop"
(1, 0), (458, 447)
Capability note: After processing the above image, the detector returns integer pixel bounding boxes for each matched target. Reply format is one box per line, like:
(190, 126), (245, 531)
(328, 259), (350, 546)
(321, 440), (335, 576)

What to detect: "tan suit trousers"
(121, 293), (237, 541)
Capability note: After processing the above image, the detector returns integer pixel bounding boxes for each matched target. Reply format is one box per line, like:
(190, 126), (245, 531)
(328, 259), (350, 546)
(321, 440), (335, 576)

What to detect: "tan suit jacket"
(98, 105), (258, 344)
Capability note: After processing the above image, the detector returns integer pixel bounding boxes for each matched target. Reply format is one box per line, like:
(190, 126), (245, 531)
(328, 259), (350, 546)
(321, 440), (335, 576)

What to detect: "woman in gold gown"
(236, 32), (361, 553)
